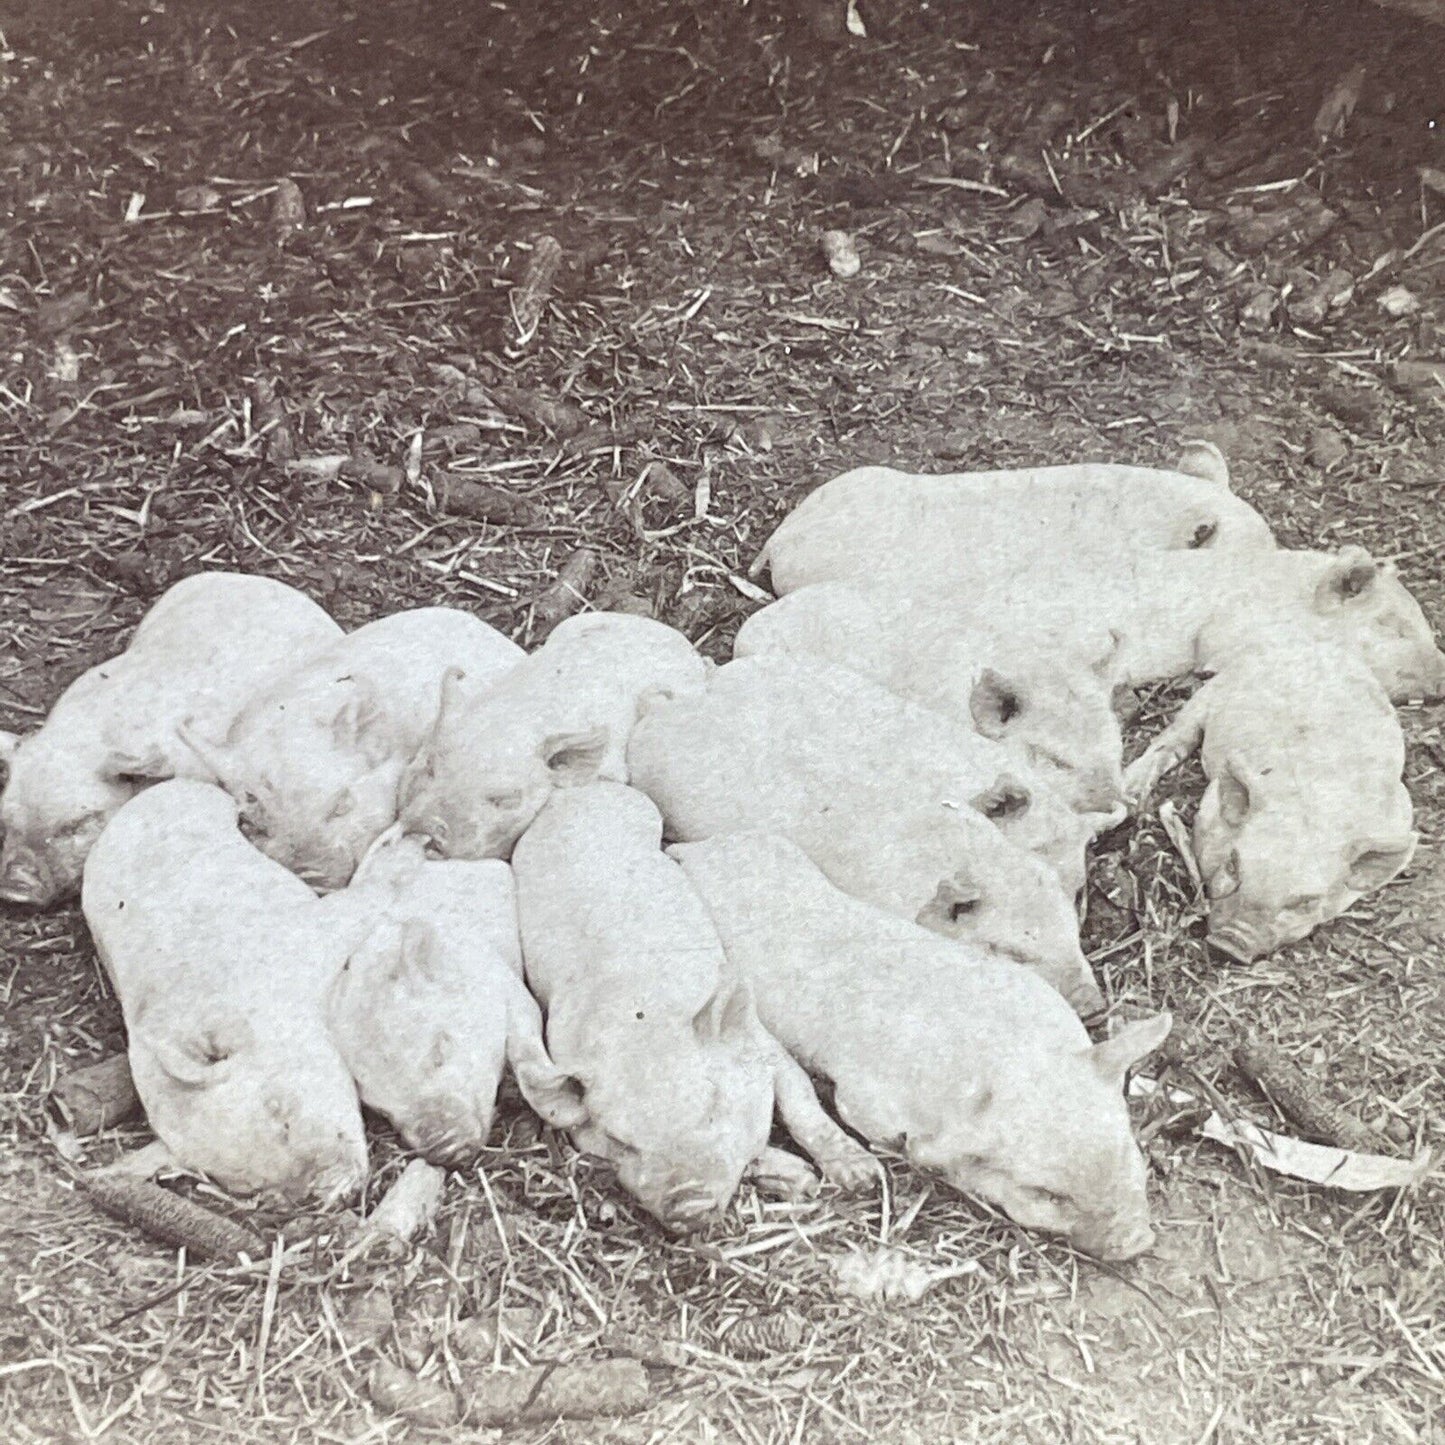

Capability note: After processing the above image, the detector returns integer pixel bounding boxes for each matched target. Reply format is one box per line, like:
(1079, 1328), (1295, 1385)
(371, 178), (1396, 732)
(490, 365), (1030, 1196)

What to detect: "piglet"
(1, 572), (341, 906)
(318, 834), (583, 1166)
(399, 612), (709, 862)
(753, 445), (1274, 596)
(179, 607), (523, 891)
(1124, 637), (1416, 962)
(628, 656), (1103, 1015)
(733, 581), (1126, 820)
(81, 781), (368, 1205)
(511, 783), (879, 1230)
(671, 833), (1170, 1261)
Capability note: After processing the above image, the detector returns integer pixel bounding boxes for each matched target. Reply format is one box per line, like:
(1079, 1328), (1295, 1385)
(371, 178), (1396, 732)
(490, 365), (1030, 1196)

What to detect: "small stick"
(50, 1054), (141, 1136)
(460, 1359), (648, 1427)
(530, 547), (598, 638)
(508, 234), (564, 350)
(78, 1173), (266, 1263)
(1233, 1036), (1390, 1154)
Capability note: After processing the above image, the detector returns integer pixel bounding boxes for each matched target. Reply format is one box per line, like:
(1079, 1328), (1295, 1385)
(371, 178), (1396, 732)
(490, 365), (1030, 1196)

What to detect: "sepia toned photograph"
(1, 0), (1442, 1439)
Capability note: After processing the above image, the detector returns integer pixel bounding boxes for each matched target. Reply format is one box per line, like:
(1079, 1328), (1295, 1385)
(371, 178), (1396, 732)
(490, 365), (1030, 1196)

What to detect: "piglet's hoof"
(745, 1147), (821, 1202)
(818, 1141), (884, 1194)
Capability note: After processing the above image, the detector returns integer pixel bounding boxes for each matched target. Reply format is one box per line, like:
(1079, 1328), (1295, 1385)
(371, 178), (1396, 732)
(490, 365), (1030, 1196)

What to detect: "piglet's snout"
(0, 845), (51, 905)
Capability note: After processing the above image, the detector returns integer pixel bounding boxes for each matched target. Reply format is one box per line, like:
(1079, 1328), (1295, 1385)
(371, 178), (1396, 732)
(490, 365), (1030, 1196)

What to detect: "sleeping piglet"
(1, 571), (341, 907)
(628, 656), (1104, 1015)
(752, 445), (1274, 596)
(1124, 637), (1416, 962)
(180, 607), (523, 891)
(671, 833), (1171, 1261)
(81, 781), (368, 1205)
(733, 581), (1127, 820)
(318, 833), (584, 1165)
(399, 612), (709, 862)
(633, 654), (1092, 896)
(511, 783), (880, 1230)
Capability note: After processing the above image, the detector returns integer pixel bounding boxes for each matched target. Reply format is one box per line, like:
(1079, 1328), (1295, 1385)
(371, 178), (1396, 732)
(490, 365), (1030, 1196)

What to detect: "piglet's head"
(398, 667), (609, 861)
(331, 918), (513, 1167)
(1312, 546), (1445, 703)
(912, 1012), (1172, 1261)
(129, 1005), (368, 1207)
(0, 731), (170, 907)
(529, 978), (774, 1233)
(1195, 764), (1416, 963)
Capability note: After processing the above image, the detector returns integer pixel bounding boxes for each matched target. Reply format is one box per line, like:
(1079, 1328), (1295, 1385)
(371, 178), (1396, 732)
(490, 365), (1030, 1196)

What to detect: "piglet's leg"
(745, 1147), (820, 1201)
(766, 1038), (882, 1194)
(502, 978), (588, 1130)
(95, 1139), (178, 1181)
(1122, 684), (1213, 810)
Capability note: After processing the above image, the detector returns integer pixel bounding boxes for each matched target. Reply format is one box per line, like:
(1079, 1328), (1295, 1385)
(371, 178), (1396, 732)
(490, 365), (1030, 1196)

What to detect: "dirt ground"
(2, 0), (1445, 1440)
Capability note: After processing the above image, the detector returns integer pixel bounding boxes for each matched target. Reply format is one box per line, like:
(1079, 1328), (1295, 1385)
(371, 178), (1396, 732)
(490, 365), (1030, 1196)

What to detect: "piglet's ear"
(541, 727), (609, 786)
(969, 669), (1022, 739)
(434, 667), (469, 728)
(692, 979), (753, 1044)
(101, 738), (173, 782)
(1085, 1012), (1173, 1086)
(915, 876), (984, 931)
(1092, 629), (1126, 684)
(139, 1013), (255, 1089)
(397, 919), (442, 986)
(1174, 438), (1230, 488)
(1314, 546), (1379, 611)
(330, 681), (391, 767)
(515, 1061), (589, 1130)
(971, 778), (1031, 823)
(1215, 764), (1253, 828)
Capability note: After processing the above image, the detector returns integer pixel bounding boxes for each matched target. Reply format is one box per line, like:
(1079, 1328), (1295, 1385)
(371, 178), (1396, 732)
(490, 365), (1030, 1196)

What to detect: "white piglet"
(1, 572), (341, 906)
(511, 783), (879, 1230)
(628, 656), (1104, 1015)
(752, 445), (1274, 595)
(672, 834), (1171, 1261)
(81, 781), (367, 1205)
(400, 612), (710, 861)
(319, 834), (584, 1166)
(733, 581), (1127, 819)
(1125, 637), (1417, 962)
(180, 607), (524, 891)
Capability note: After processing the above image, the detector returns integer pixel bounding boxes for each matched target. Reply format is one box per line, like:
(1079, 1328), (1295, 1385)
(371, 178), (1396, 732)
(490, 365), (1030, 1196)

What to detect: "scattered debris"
(508, 234), (565, 351)
(436, 475), (543, 526)
(367, 1359), (460, 1428)
(1130, 1078), (1433, 1191)
(459, 1359), (649, 1427)
(831, 1246), (981, 1305)
(820, 230), (862, 279)
(1378, 284), (1422, 317)
(723, 1311), (809, 1358)
(1233, 1036), (1392, 1153)
(49, 1053), (140, 1136)
(1306, 425), (1350, 470)
(338, 1286), (397, 1353)
(271, 178), (306, 241)
(251, 377), (297, 463)
(530, 546), (599, 637)
(1313, 64), (1369, 140)
(338, 449), (405, 506)
(77, 1173), (266, 1263)
(1389, 358), (1445, 397)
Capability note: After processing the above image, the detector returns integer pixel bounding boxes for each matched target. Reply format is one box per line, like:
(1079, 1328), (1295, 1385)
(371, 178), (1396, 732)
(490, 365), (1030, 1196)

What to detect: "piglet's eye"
(488, 792), (523, 811)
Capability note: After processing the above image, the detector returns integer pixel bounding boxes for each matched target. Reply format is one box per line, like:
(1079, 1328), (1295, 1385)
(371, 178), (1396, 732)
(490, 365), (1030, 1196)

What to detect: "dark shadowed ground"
(1, 1), (1444, 1440)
